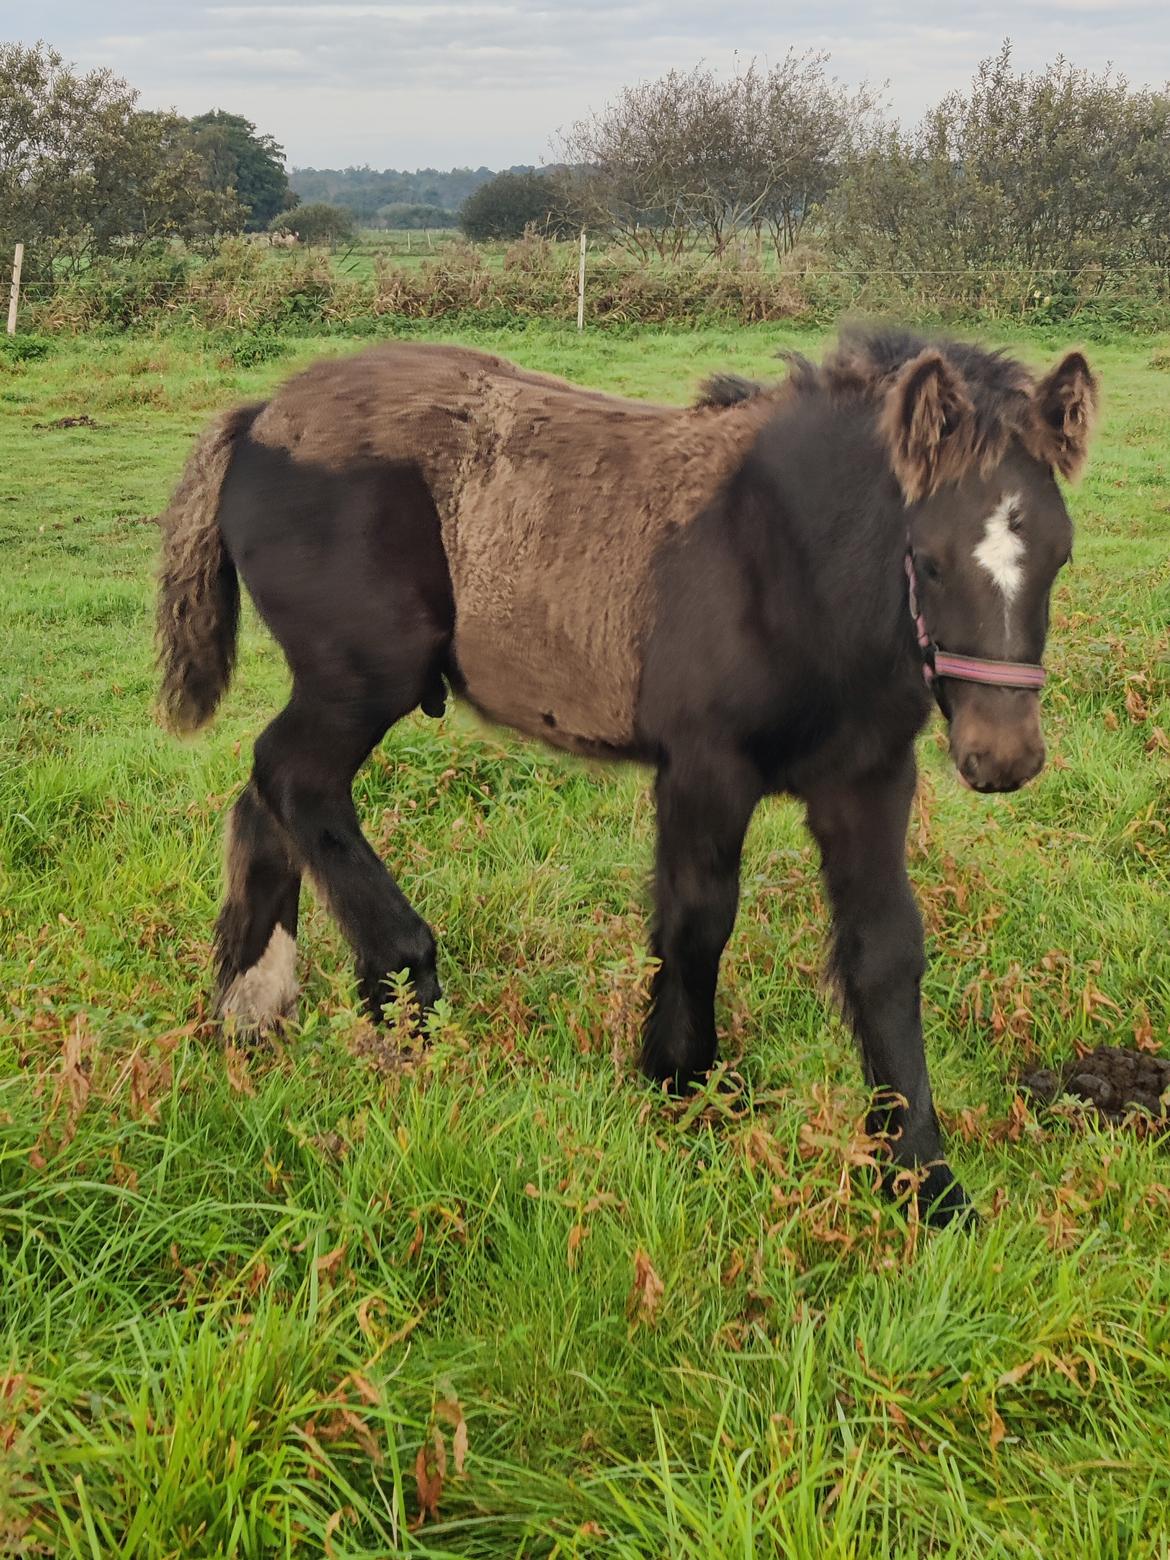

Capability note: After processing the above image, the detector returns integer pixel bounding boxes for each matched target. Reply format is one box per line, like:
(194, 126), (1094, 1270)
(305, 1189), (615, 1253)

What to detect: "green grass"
(1, 321), (1169, 1558)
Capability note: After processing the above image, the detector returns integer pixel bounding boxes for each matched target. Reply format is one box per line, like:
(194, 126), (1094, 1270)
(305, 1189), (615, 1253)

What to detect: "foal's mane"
(694, 326), (1043, 481)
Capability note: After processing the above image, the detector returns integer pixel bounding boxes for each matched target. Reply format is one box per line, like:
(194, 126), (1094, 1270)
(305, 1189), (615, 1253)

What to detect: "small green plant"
(217, 329), (291, 368)
(0, 332), (54, 362)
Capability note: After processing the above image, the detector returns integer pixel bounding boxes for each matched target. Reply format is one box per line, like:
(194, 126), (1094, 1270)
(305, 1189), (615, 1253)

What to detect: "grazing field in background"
(1, 322), (1168, 1557)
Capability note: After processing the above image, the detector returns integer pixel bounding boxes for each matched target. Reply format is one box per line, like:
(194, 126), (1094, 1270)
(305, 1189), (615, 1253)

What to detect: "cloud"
(30, 0), (1170, 166)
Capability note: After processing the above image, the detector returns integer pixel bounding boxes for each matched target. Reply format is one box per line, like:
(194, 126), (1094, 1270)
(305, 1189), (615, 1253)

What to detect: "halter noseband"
(905, 550), (1047, 696)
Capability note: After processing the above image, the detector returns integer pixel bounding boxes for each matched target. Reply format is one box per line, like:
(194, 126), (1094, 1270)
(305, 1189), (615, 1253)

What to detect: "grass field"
(1, 321), (1168, 1557)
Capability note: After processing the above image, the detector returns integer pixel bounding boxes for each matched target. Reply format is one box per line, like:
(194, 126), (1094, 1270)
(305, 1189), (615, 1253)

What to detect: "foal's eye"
(920, 556), (943, 583)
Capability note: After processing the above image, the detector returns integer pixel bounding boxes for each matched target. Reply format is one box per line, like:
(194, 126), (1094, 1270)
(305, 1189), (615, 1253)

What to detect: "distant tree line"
(289, 165), (512, 219)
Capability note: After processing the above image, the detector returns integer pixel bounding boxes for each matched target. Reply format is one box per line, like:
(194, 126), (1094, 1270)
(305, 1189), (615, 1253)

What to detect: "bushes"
(268, 202), (355, 246)
(458, 171), (573, 241)
(21, 236), (1170, 336)
(0, 332), (54, 363)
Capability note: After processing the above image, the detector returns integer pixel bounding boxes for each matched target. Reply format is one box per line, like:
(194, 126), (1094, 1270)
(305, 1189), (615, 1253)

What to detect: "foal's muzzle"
(949, 688), (1046, 793)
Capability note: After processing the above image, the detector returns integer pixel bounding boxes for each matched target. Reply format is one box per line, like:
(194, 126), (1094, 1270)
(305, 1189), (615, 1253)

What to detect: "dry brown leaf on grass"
(342, 1372), (381, 1407)
(627, 1249), (665, 1329)
(997, 1354), (1042, 1389)
(1125, 679), (1150, 723)
(436, 1397), (469, 1475)
(0, 1374), (41, 1454)
(567, 1223), (588, 1270)
(315, 1245), (346, 1284)
(356, 1294), (386, 1340)
(316, 1406), (383, 1465)
(324, 1506), (355, 1560)
(413, 1428), (448, 1528)
(988, 1401), (1007, 1453)
(722, 1250), (746, 1288)
(224, 1043), (256, 1096)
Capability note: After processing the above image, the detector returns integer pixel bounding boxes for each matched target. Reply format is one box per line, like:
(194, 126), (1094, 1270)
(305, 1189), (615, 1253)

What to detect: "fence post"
(577, 230), (586, 331)
(7, 243), (23, 336)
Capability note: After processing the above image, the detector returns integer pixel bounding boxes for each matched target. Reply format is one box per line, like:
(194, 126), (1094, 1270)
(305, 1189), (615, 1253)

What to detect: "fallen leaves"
(41, 1015), (93, 1153)
(413, 1397), (469, 1529)
(224, 1043), (256, 1097)
(315, 1244), (347, 1286)
(987, 1401), (1007, 1454)
(567, 1222), (589, 1270)
(436, 1397), (469, 1476)
(0, 1374), (40, 1456)
(626, 1249), (664, 1330)
(414, 1432), (446, 1527)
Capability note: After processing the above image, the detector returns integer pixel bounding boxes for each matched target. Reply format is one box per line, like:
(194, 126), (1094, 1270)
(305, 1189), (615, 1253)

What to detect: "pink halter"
(905, 551), (1047, 693)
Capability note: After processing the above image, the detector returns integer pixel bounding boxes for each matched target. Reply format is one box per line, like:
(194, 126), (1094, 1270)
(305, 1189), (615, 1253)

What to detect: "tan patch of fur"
(219, 925), (298, 1028)
(248, 344), (784, 749)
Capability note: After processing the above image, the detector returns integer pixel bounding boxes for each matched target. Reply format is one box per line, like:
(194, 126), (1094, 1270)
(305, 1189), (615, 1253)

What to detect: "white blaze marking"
(220, 924), (298, 1029)
(974, 492), (1027, 640)
(973, 493), (1026, 603)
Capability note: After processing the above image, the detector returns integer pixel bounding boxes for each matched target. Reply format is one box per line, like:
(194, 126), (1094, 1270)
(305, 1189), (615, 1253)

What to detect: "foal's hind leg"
(641, 744), (763, 1090)
(214, 779), (302, 1031)
(252, 692), (441, 1021)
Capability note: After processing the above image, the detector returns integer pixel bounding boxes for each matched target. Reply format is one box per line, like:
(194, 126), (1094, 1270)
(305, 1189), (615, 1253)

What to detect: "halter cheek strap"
(905, 551), (1047, 695)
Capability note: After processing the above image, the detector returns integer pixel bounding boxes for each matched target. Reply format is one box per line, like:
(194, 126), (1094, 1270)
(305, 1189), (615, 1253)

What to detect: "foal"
(156, 328), (1097, 1224)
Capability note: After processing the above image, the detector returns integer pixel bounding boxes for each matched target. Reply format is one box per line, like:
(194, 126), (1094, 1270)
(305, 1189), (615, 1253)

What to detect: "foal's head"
(876, 339), (1098, 792)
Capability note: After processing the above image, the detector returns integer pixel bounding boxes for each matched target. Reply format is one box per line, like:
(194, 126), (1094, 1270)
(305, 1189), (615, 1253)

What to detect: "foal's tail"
(155, 403), (263, 734)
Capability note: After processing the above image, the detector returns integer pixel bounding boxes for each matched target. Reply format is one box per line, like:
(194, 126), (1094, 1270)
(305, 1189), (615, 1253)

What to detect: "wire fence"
(6, 236), (1168, 333)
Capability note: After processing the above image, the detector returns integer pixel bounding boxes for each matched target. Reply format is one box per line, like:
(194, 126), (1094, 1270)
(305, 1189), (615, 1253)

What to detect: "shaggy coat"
(240, 345), (790, 751)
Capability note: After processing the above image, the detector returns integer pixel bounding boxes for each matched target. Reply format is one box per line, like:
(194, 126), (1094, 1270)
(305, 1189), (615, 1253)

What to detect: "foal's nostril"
(961, 752), (983, 784)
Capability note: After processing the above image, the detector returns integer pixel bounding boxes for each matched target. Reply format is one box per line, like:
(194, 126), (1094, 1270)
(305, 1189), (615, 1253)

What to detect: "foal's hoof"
(411, 966), (443, 1017)
(639, 1010), (715, 1097)
(361, 968), (442, 1033)
(911, 1164), (978, 1230)
(639, 1049), (708, 1098)
(216, 928), (299, 1038)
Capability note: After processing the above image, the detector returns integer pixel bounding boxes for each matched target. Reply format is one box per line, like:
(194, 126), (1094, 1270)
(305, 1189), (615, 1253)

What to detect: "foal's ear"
(879, 349), (975, 504)
(1029, 350), (1098, 479)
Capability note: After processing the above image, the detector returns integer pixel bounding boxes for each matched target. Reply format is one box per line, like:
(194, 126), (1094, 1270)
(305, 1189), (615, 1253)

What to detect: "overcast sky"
(17, 1), (1170, 169)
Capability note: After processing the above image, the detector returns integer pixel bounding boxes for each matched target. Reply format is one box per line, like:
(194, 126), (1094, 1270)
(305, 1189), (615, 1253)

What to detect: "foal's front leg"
(641, 747), (763, 1091)
(804, 754), (970, 1226)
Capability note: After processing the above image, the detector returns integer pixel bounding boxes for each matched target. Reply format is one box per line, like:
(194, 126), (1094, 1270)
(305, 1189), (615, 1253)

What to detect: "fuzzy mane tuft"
(693, 325), (1096, 487)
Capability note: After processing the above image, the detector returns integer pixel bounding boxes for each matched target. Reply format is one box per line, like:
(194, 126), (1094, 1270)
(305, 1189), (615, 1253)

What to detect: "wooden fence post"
(577, 230), (586, 331)
(7, 243), (23, 336)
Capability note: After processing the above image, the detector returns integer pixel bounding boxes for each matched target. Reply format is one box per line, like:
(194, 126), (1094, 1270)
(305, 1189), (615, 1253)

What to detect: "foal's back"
(244, 342), (783, 752)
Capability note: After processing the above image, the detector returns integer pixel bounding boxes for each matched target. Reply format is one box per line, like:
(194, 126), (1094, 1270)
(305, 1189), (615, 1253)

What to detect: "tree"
(188, 110), (292, 230)
(830, 43), (1170, 280)
(0, 41), (240, 276)
(269, 201), (355, 245)
(458, 170), (571, 241)
(557, 55), (881, 261)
